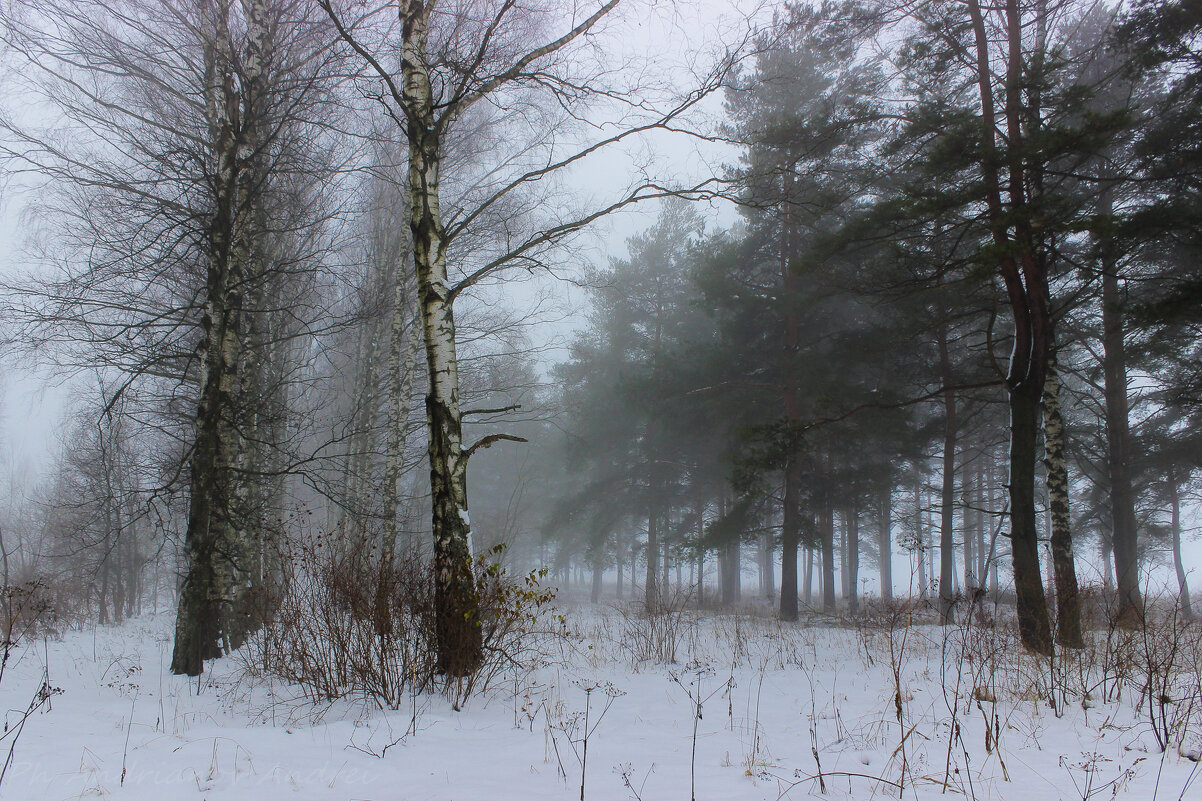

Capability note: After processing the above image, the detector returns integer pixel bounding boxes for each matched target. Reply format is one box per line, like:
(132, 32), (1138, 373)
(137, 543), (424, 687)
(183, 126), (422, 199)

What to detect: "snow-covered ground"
(1, 607), (1198, 800)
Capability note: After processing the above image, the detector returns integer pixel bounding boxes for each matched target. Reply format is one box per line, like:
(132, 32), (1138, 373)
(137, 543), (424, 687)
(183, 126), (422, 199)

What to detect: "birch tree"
(323, 0), (734, 674)
(0, 0), (352, 675)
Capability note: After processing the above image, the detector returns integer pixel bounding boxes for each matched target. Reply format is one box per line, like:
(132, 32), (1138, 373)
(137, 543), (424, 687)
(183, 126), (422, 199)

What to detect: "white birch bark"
(398, 0), (481, 675)
(172, 0), (270, 673)
(380, 279), (422, 573)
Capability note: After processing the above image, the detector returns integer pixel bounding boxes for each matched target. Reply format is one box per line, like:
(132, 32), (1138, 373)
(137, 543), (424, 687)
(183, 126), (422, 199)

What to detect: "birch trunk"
(234, 217), (287, 615)
(375, 274), (420, 635)
(341, 280), (384, 537)
(262, 308), (292, 594)
(400, 0), (481, 675)
(1042, 345), (1084, 646)
(238, 280), (268, 585)
(380, 287), (421, 564)
(172, 0), (261, 675)
(226, 0), (273, 651)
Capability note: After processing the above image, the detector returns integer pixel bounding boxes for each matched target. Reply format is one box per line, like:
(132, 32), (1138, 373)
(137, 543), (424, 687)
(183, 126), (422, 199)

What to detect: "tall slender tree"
(323, 0), (733, 672)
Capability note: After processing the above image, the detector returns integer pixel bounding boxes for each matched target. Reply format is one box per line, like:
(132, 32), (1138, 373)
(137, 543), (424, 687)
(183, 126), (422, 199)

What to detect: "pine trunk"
(820, 498), (836, 612)
(721, 530), (741, 606)
(1169, 476), (1194, 621)
(914, 469), (927, 600)
(662, 525), (671, 593)
(780, 455), (802, 620)
(1100, 198), (1143, 627)
(840, 512), (848, 602)
(938, 323), (958, 624)
(760, 534), (775, 599)
(963, 465), (977, 598)
(1008, 379), (1054, 655)
(804, 545), (814, 605)
(695, 495), (706, 596)
(645, 504), (659, 607)
(967, 0), (1054, 656)
(878, 487), (892, 601)
(616, 530), (624, 599)
(590, 558), (604, 604)
(846, 505), (859, 613)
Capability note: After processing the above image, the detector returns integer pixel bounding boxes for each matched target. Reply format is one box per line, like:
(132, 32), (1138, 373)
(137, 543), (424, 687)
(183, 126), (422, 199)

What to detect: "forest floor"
(1, 602), (1199, 800)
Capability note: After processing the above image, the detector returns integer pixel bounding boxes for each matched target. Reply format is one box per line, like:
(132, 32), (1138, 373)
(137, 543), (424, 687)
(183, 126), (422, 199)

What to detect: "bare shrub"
(457, 543), (563, 704)
(243, 532), (560, 712)
(1129, 603), (1202, 756)
(0, 574), (71, 793)
(616, 585), (695, 666)
(1, 580), (57, 675)
(0, 572), (88, 685)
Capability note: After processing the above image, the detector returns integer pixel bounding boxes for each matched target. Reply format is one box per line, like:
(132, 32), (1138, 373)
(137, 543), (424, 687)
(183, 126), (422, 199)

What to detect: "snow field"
(0, 606), (1199, 800)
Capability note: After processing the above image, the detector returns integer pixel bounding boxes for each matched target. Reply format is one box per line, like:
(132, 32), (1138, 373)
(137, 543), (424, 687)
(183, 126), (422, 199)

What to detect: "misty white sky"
(0, 0), (753, 475)
(0, 0), (1196, 589)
